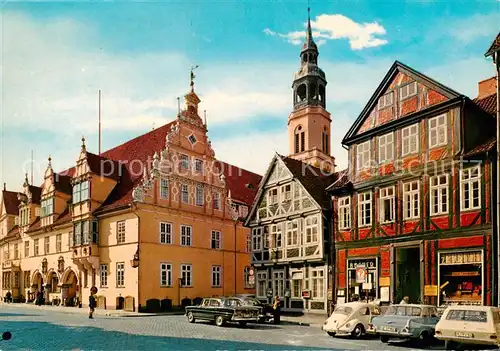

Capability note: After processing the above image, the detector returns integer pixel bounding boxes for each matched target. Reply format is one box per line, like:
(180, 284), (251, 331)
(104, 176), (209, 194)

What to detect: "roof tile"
(2, 190), (20, 215)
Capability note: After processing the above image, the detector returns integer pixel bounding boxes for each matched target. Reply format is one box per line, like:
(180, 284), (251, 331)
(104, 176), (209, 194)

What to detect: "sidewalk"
(279, 313), (326, 328)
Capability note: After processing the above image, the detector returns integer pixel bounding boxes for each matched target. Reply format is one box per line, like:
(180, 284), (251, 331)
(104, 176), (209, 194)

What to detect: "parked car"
(185, 297), (260, 327)
(369, 304), (439, 346)
(232, 296), (274, 322)
(435, 305), (500, 349)
(322, 302), (381, 338)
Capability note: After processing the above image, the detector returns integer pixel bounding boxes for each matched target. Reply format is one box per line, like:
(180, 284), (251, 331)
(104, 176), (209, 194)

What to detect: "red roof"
(2, 190), (20, 215)
(474, 93), (497, 116)
(485, 32), (500, 57)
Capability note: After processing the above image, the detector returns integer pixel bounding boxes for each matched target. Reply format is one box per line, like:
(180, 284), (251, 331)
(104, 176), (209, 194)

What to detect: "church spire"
(302, 7), (317, 55)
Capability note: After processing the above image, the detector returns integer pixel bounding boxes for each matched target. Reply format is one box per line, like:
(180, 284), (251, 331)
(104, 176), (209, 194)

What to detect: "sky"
(1, 0), (499, 192)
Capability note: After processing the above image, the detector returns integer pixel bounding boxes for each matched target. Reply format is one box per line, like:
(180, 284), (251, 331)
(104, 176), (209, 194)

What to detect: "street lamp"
(227, 191), (239, 295)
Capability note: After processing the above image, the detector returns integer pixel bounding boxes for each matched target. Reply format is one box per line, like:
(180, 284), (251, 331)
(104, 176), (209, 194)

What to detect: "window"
(188, 134), (197, 145)
(117, 221), (126, 244)
(378, 91), (393, 109)
(268, 189), (278, 204)
(211, 266), (221, 287)
(213, 192), (220, 210)
(358, 192), (372, 227)
(399, 81), (417, 100)
(20, 207), (29, 226)
(301, 132), (305, 152)
(281, 184), (292, 201)
(246, 234), (251, 253)
(378, 133), (394, 163)
(211, 230), (221, 249)
(116, 262), (125, 287)
(34, 239), (39, 256)
(82, 221), (90, 244)
(311, 268), (325, 298)
(286, 220), (299, 246)
(273, 271), (285, 297)
(338, 197), (351, 230)
(195, 185), (204, 206)
(160, 263), (172, 287)
(56, 234), (62, 253)
(428, 114), (447, 148)
(160, 178), (169, 199)
(181, 184), (189, 203)
(356, 141), (371, 170)
(379, 186), (395, 223)
(181, 264), (192, 287)
(41, 198), (54, 217)
(461, 166), (481, 211)
(160, 222), (172, 244)
(72, 181), (89, 204)
(402, 124), (419, 156)
(14, 244), (19, 260)
(44, 236), (50, 254)
(100, 264), (108, 287)
(194, 159), (203, 173)
(271, 224), (282, 248)
(181, 225), (192, 246)
(24, 241), (29, 257)
(74, 222), (82, 246)
(180, 154), (189, 169)
(403, 181), (420, 219)
(292, 278), (302, 298)
(305, 216), (319, 243)
(257, 272), (267, 297)
(252, 228), (262, 251)
(430, 174), (449, 216)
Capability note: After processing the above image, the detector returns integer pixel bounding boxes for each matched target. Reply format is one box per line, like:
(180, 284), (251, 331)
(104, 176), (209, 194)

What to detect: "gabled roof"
(2, 190), (20, 215)
(485, 32), (500, 57)
(342, 60), (463, 144)
(325, 168), (350, 192)
(474, 93), (497, 116)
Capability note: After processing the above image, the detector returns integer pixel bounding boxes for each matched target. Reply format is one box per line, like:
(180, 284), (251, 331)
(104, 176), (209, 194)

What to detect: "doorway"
(395, 246), (421, 304)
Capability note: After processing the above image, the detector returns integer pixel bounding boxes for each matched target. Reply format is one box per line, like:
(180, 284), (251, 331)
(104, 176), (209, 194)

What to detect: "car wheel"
(238, 321), (247, 327)
(380, 335), (389, 343)
(327, 332), (336, 337)
(418, 331), (431, 347)
(187, 312), (195, 323)
(351, 324), (364, 339)
(215, 315), (225, 327)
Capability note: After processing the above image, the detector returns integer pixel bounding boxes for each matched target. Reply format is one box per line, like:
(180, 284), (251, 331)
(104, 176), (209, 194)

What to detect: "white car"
(323, 302), (381, 338)
(435, 305), (500, 349)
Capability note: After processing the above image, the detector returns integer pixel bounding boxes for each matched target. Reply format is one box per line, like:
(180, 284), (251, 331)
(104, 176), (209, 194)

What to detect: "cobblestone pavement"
(0, 305), (446, 351)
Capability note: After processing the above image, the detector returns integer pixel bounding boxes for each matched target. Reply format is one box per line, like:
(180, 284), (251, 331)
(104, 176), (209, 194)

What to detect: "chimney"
(478, 77), (497, 99)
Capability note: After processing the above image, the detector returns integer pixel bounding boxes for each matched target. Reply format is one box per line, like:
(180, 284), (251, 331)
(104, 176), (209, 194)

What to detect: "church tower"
(288, 8), (335, 172)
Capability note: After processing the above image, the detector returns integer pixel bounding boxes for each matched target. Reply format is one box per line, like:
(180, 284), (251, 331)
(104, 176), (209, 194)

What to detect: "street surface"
(0, 305), (464, 350)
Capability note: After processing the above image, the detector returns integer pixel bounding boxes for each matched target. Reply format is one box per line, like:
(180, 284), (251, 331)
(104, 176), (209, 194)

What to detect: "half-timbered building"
(329, 61), (497, 307)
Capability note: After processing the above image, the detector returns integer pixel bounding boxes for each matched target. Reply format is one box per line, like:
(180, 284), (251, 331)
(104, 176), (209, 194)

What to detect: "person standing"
(88, 286), (98, 319)
(272, 295), (281, 325)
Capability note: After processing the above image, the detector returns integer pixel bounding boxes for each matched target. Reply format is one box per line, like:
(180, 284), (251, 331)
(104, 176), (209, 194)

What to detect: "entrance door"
(395, 246), (421, 304)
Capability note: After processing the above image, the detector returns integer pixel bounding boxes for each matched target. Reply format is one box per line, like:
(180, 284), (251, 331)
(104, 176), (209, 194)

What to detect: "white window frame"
(286, 219), (299, 247)
(402, 123), (419, 156)
(460, 165), (481, 211)
(305, 215), (319, 243)
(403, 180), (420, 220)
(181, 184), (189, 203)
(428, 114), (447, 149)
(211, 230), (221, 249)
(72, 181), (89, 204)
(268, 188), (278, 204)
(252, 227), (262, 251)
(116, 262), (125, 287)
(399, 81), (417, 100)
(280, 184), (292, 202)
(379, 186), (395, 224)
(356, 141), (371, 170)
(160, 263), (172, 287)
(378, 91), (394, 110)
(100, 264), (108, 287)
(211, 265), (221, 287)
(273, 270), (285, 298)
(311, 268), (325, 299)
(181, 264), (192, 287)
(44, 236), (50, 254)
(160, 178), (169, 199)
(41, 197), (54, 217)
(56, 234), (62, 253)
(338, 196), (351, 230)
(180, 225), (192, 246)
(430, 174), (449, 216)
(270, 223), (282, 248)
(256, 272), (267, 298)
(117, 221), (126, 244)
(358, 192), (372, 227)
(195, 185), (204, 206)
(159, 222), (172, 244)
(213, 192), (220, 210)
(378, 133), (394, 163)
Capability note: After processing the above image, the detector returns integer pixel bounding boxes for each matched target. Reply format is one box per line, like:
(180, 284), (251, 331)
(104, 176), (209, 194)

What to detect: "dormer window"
(73, 180), (89, 204)
(41, 198), (54, 217)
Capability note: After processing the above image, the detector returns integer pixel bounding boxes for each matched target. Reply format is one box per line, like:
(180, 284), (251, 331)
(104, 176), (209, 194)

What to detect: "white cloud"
(445, 13), (499, 44)
(264, 14), (388, 50)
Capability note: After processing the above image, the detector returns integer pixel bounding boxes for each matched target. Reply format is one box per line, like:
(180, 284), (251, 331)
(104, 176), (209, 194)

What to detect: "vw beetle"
(323, 302), (381, 338)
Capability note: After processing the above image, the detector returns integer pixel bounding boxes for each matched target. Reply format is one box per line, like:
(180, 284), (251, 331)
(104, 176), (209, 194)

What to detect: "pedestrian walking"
(89, 286), (98, 319)
(5, 291), (12, 303)
(272, 295), (281, 325)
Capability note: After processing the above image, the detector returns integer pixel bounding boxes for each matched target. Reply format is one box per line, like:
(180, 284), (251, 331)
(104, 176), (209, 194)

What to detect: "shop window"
(430, 174), (449, 216)
(439, 251), (482, 306)
(403, 180), (420, 220)
(358, 192), (372, 227)
(291, 275), (302, 298)
(256, 272), (267, 298)
(460, 166), (481, 211)
(379, 186), (395, 223)
(347, 259), (378, 302)
(273, 271), (285, 297)
(338, 197), (351, 230)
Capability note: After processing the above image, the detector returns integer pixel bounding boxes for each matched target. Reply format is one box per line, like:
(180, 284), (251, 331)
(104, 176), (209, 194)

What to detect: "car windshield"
(223, 299), (241, 307)
(334, 306), (353, 315)
(385, 306), (422, 316)
(241, 298), (261, 306)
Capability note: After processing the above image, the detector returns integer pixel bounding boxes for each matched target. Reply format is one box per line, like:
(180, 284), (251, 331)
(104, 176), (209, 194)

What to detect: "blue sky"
(1, 0), (499, 191)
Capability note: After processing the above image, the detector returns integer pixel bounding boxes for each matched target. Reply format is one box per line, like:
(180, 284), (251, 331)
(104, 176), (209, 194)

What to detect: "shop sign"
(348, 259), (377, 270)
(355, 266), (367, 283)
(379, 277), (391, 287)
(440, 251), (482, 265)
(302, 290), (310, 299)
(424, 285), (438, 296)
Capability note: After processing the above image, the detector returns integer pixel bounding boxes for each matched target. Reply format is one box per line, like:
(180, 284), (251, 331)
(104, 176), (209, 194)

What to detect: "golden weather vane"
(190, 65), (199, 92)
